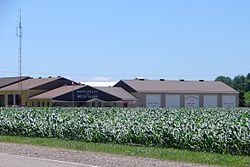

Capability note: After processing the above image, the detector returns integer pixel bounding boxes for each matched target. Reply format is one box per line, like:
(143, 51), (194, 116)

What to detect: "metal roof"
(117, 80), (239, 94)
(0, 77), (66, 91)
(0, 76), (30, 89)
(29, 85), (85, 99)
(29, 85), (137, 101)
(95, 87), (137, 101)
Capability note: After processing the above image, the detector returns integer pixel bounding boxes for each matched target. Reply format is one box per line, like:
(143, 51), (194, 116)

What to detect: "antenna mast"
(17, 9), (23, 106)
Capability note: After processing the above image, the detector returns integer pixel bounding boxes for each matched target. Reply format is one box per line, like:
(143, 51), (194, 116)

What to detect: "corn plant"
(0, 107), (249, 155)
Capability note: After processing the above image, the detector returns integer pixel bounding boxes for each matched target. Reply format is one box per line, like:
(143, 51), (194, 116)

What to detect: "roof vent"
(160, 79), (165, 81)
(135, 77), (146, 80)
(199, 80), (204, 82)
(38, 77), (42, 79)
(48, 76), (52, 78)
(179, 79), (184, 82)
(57, 76), (61, 78)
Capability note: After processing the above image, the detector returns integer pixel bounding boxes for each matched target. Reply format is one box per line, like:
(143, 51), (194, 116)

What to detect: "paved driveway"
(0, 153), (99, 167)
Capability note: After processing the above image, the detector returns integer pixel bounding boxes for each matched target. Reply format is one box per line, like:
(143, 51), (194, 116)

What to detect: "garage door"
(185, 95), (199, 108)
(146, 95), (161, 108)
(222, 95), (236, 107)
(204, 95), (218, 107)
(166, 95), (180, 108)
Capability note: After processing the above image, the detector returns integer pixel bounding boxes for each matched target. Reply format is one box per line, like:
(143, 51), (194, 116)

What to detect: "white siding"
(166, 95), (180, 108)
(146, 95), (161, 108)
(185, 95), (199, 108)
(204, 95), (218, 107)
(222, 95), (236, 107)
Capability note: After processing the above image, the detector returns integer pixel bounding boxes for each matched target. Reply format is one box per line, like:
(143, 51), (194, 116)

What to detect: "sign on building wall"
(222, 95), (236, 107)
(166, 95), (180, 108)
(204, 95), (218, 107)
(185, 95), (199, 108)
(76, 90), (99, 100)
(146, 95), (161, 108)
(55, 86), (120, 102)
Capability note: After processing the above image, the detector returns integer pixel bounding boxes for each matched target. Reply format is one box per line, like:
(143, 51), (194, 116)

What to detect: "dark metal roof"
(0, 76), (30, 89)
(29, 85), (137, 101)
(116, 80), (239, 94)
(0, 77), (72, 91)
(29, 85), (85, 99)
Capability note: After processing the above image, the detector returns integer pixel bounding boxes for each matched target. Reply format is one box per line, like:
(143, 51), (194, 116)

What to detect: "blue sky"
(0, 0), (250, 82)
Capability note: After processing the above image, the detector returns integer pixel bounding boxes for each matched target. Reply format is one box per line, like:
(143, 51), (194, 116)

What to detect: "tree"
(232, 75), (246, 92)
(246, 73), (250, 80)
(245, 73), (250, 92)
(245, 91), (250, 107)
(215, 76), (232, 87)
(239, 91), (246, 107)
(215, 74), (249, 107)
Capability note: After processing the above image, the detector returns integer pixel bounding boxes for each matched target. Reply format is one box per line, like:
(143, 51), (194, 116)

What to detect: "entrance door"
(123, 102), (128, 107)
(98, 102), (102, 107)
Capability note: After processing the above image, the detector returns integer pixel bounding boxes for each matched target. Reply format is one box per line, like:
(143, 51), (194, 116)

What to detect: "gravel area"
(0, 143), (215, 167)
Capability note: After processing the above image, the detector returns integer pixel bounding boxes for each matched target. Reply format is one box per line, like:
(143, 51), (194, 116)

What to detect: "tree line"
(215, 73), (250, 107)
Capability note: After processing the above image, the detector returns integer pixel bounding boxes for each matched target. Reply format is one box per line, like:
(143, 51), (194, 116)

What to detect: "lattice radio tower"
(17, 9), (23, 106)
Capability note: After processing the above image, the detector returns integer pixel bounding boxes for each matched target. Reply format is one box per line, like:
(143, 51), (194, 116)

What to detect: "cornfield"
(0, 107), (249, 155)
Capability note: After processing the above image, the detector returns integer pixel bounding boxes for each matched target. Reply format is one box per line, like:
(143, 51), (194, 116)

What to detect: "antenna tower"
(17, 9), (23, 106)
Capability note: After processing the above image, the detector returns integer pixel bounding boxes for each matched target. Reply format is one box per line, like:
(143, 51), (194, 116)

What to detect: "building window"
(0, 95), (4, 107)
(47, 101), (50, 107)
(32, 102), (34, 107)
(113, 103), (116, 107)
(15, 95), (20, 105)
(42, 101), (44, 107)
(92, 102), (95, 107)
(98, 102), (102, 107)
(8, 95), (13, 106)
(38, 102), (40, 107)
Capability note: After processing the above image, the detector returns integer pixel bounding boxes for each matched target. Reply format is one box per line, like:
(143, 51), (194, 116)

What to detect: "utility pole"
(17, 9), (23, 106)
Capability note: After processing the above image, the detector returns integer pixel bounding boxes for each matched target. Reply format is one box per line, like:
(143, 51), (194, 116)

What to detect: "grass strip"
(0, 135), (249, 167)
